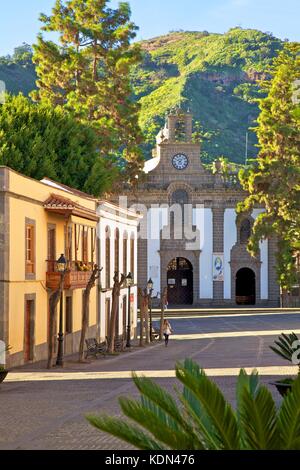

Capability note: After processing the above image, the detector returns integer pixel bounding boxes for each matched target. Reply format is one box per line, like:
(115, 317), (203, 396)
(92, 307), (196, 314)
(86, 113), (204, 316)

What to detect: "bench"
(151, 328), (160, 341)
(85, 338), (107, 359)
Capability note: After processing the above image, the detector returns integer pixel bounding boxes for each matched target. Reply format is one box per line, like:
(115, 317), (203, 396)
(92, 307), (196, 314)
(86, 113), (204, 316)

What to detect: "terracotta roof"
(44, 194), (98, 222)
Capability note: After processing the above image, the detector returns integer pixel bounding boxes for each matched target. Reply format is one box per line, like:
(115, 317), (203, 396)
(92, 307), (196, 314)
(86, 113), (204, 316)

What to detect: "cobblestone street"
(1, 311), (300, 450)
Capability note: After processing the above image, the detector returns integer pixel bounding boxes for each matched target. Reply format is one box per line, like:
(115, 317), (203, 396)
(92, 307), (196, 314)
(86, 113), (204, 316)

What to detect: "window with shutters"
(114, 229), (120, 274)
(105, 227), (111, 288)
(130, 236), (135, 280)
(123, 234), (128, 275)
(82, 227), (88, 263)
(25, 221), (35, 278)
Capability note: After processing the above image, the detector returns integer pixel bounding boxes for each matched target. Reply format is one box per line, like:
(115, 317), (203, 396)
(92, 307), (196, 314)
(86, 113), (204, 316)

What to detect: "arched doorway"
(236, 268), (256, 305)
(167, 257), (193, 305)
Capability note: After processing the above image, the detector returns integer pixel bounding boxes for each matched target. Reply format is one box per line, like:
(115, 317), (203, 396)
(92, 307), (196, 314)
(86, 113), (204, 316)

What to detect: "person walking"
(162, 319), (173, 347)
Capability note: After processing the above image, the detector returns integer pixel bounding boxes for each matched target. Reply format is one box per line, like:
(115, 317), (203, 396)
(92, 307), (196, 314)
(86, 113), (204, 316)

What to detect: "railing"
(46, 260), (93, 290)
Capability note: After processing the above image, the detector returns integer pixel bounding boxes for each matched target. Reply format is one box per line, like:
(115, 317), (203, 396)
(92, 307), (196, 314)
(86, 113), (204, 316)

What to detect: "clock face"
(172, 153), (189, 170)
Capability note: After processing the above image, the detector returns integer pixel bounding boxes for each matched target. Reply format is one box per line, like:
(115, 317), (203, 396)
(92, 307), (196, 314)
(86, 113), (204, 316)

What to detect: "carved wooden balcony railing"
(46, 260), (93, 290)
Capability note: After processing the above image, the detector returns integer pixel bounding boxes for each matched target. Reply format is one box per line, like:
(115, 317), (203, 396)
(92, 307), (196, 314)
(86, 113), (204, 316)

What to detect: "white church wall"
(224, 209), (237, 299)
(147, 207), (168, 297)
(252, 209), (269, 300)
(193, 207), (213, 299)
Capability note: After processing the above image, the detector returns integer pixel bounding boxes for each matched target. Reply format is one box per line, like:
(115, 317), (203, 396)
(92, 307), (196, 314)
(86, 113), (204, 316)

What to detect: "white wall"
(193, 207), (213, 299)
(252, 209), (269, 300)
(98, 209), (139, 341)
(224, 209), (237, 299)
(147, 207), (168, 297)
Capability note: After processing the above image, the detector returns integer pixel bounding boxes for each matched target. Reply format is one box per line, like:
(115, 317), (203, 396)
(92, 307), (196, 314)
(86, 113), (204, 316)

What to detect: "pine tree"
(31, 0), (144, 181)
(238, 43), (300, 289)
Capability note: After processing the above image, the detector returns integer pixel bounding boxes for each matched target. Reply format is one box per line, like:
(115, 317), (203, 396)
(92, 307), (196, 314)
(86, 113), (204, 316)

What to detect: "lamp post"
(147, 278), (154, 341)
(126, 272), (133, 348)
(56, 254), (67, 367)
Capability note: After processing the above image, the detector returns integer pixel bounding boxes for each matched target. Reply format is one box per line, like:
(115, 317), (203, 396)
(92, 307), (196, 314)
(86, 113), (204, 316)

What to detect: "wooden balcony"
(46, 261), (93, 290)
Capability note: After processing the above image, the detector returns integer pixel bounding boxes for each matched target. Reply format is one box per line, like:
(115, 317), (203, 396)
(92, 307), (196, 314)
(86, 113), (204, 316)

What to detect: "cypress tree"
(238, 43), (300, 289)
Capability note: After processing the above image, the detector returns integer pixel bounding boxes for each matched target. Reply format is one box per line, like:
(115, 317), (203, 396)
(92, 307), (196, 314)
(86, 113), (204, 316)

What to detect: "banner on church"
(213, 253), (224, 281)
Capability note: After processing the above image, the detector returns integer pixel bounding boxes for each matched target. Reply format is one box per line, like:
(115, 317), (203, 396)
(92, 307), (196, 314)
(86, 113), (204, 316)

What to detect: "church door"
(236, 268), (256, 305)
(167, 257), (193, 305)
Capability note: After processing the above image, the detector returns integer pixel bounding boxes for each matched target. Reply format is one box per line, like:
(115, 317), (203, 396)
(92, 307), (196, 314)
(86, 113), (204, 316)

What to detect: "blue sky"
(0, 0), (299, 56)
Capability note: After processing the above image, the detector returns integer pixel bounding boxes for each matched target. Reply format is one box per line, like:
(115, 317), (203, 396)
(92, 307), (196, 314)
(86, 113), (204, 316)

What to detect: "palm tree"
(87, 359), (300, 450)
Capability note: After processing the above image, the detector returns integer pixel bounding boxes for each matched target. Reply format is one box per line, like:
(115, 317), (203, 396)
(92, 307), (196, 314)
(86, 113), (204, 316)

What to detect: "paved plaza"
(1, 311), (300, 450)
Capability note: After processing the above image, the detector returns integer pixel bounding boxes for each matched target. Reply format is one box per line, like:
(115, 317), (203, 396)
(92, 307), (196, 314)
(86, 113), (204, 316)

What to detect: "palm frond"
(278, 375), (300, 449)
(177, 359), (223, 450)
(119, 396), (202, 449)
(131, 373), (204, 449)
(270, 332), (300, 363)
(176, 360), (240, 450)
(86, 414), (164, 450)
(237, 378), (280, 449)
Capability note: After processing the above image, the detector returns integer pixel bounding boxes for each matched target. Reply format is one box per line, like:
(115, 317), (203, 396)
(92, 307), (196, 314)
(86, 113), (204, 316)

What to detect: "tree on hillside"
(31, 0), (144, 184)
(13, 43), (33, 66)
(0, 94), (116, 193)
(238, 43), (300, 291)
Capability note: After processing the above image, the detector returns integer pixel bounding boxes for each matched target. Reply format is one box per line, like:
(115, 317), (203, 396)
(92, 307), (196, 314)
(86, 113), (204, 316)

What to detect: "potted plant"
(0, 344), (10, 384)
(270, 332), (300, 396)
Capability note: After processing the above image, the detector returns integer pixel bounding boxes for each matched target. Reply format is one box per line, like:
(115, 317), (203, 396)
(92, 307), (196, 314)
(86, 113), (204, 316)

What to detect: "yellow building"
(0, 166), (99, 367)
(0, 167), (140, 368)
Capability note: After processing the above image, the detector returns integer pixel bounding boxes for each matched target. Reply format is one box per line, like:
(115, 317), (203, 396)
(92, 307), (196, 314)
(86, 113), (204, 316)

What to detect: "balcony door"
(48, 224), (56, 261)
(24, 297), (35, 362)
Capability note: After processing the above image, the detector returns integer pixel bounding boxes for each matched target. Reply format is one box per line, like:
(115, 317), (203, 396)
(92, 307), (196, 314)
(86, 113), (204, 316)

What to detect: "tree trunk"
(107, 272), (125, 354)
(47, 272), (66, 369)
(160, 287), (168, 341)
(78, 266), (101, 362)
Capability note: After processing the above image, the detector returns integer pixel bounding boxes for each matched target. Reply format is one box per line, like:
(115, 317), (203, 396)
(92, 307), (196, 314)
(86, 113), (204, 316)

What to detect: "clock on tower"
(172, 153), (189, 170)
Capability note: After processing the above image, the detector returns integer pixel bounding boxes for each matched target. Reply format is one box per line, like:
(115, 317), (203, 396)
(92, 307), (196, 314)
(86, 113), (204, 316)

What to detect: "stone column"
(212, 206), (225, 302)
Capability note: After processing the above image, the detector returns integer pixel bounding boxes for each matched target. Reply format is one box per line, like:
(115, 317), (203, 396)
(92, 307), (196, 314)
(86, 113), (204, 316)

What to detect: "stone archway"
(236, 267), (256, 305)
(167, 257), (193, 305)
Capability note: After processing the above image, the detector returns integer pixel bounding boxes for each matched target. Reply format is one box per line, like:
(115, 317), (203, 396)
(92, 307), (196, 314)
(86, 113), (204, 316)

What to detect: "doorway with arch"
(167, 257), (193, 305)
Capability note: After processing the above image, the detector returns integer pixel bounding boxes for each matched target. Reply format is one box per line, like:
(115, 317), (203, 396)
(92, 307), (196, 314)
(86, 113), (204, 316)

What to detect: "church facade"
(121, 109), (280, 307)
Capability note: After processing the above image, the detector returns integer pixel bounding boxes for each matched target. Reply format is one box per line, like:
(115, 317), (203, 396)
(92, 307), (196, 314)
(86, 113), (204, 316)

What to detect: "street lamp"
(147, 278), (154, 341)
(125, 272), (134, 348)
(56, 253), (67, 367)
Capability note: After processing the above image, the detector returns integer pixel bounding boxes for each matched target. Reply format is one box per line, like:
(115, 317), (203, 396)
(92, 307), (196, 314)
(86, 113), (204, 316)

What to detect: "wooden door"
(167, 258), (193, 305)
(122, 296), (127, 339)
(105, 299), (111, 339)
(24, 300), (34, 362)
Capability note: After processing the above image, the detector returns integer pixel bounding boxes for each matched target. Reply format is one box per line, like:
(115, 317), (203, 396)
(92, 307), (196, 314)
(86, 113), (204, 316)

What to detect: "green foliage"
(0, 43), (36, 96)
(131, 28), (283, 162)
(87, 359), (300, 450)
(237, 43), (300, 289)
(31, 0), (144, 179)
(0, 94), (116, 194)
(2, 28), (285, 164)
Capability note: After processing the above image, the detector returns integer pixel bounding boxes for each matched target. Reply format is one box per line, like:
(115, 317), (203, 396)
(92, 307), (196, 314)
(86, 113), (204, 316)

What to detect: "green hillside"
(0, 29), (284, 163)
(0, 63), (36, 96)
(132, 28), (283, 163)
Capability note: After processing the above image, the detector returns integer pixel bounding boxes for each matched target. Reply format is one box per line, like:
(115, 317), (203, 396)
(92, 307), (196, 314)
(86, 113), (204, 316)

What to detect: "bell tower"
(166, 109), (193, 142)
(145, 108), (205, 184)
